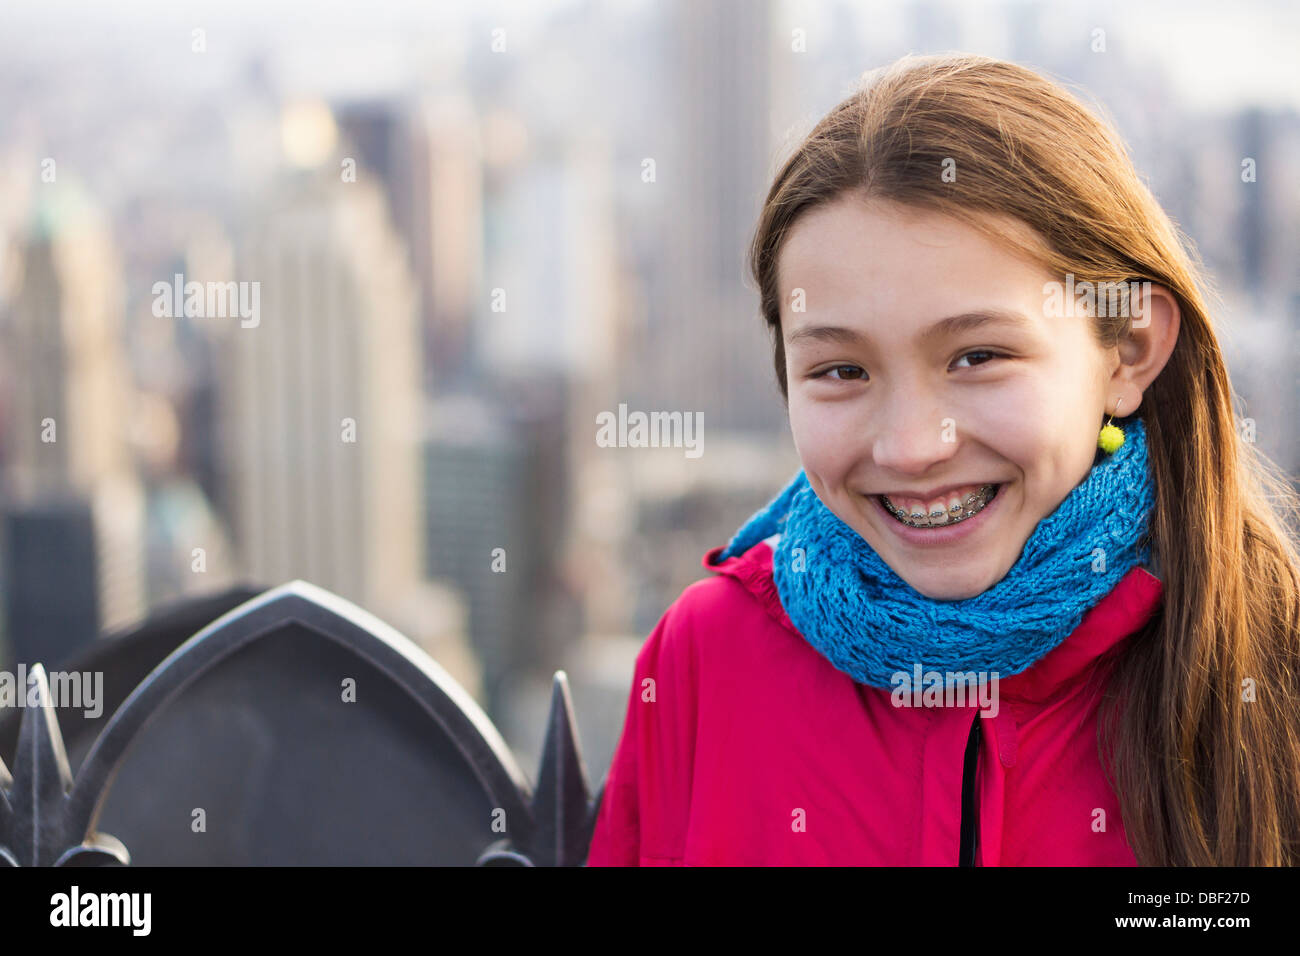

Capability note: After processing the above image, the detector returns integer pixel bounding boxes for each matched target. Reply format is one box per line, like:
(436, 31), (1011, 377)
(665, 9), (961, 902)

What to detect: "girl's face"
(780, 195), (1119, 600)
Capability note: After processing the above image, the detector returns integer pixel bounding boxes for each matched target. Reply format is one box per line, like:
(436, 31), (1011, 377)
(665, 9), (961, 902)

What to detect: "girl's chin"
(902, 571), (999, 601)
(874, 535), (1014, 597)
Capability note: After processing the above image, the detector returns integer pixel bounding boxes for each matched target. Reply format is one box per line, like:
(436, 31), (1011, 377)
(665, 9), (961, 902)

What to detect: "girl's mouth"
(878, 483), (1001, 528)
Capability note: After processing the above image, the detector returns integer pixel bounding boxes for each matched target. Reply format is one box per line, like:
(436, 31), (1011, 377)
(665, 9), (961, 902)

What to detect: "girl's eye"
(810, 352), (1004, 381)
(812, 364), (867, 382)
(952, 349), (1002, 369)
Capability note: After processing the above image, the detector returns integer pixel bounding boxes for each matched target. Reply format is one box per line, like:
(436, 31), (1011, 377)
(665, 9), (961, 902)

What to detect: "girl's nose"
(870, 397), (959, 476)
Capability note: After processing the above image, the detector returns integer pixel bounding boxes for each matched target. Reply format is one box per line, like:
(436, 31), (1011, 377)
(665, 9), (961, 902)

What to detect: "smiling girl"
(587, 53), (1300, 866)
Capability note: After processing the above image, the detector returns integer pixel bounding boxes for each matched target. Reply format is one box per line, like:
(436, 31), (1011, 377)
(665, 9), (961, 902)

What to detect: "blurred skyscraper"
(0, 184), (147, 664)
(422, 380), (579, 721)
(598, 0), (803, 634)
(644, 0), (787, 435)
(1, 500), (98, 669)
(336, 94), (485, 391)
(210, 162), (480, 697)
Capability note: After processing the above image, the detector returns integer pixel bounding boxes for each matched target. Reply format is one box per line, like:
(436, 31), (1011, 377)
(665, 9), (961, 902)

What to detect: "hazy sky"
(0, 0), (1296, 111)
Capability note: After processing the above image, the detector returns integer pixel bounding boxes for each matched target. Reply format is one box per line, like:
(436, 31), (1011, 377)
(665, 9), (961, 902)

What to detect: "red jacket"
(586, 534), (1163, 866)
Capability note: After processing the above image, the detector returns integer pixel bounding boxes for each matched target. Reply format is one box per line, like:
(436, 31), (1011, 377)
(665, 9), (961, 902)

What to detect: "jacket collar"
(702, 537), (1163, 703)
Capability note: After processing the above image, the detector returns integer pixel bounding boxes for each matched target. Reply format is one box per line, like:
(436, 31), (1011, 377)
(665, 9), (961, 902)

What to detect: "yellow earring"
(1098, 398), (1126, 454)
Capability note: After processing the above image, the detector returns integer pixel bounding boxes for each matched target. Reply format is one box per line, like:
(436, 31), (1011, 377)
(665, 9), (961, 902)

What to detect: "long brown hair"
(748, 53), (1300, 865)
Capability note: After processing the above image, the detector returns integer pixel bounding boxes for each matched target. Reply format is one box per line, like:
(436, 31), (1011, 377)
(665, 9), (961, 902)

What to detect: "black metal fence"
(0, 581), (604, 866)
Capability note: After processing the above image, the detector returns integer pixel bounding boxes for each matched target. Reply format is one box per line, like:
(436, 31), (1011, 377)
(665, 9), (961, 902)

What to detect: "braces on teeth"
(880, 484), (998, 528)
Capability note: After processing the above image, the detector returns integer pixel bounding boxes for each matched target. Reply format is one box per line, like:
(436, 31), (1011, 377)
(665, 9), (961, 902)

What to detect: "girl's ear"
(1108, 283), (1180, 415)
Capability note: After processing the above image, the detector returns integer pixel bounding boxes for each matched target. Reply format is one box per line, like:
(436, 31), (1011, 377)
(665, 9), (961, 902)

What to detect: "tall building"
(422, 383), (577, 718)
(211, 163), (480, 697)
(0, 499), (98, 669)
(412, 95), (485, 388)
(0, 184), (146, 654)
(336, 94), (485, 391)
(642, 0), (786, 435)
(3, 189), (132, 495)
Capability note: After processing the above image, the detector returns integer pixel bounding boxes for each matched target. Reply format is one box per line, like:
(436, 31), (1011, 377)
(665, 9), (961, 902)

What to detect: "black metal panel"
(0, 580), (605, 866)
(0, 586), (264, 763)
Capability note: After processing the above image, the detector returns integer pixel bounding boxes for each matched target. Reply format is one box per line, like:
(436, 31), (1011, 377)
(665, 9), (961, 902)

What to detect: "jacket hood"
(702, 534), (1164, 705)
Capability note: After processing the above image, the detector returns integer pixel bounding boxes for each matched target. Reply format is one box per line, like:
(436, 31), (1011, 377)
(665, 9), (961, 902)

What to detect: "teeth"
(881, 484), (997, 529)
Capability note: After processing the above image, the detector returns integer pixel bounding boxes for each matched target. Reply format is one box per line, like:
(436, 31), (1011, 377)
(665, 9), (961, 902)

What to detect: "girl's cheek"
(790, 398), (861, 468)
(787, 391), (818, 441)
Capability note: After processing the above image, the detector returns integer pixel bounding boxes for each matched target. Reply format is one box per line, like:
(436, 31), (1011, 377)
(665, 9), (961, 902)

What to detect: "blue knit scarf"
(710, 418), (1157, 689)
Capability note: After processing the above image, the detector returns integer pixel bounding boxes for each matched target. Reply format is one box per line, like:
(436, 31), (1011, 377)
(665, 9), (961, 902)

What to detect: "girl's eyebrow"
(786, 309), (1032, 348)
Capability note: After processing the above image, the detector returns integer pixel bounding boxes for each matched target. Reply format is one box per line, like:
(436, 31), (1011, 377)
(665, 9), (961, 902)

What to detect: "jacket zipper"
(958, 712), (982, 866)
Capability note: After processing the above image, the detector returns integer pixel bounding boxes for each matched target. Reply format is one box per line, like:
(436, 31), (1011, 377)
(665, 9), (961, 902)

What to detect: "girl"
(586, 53), (1300, 866)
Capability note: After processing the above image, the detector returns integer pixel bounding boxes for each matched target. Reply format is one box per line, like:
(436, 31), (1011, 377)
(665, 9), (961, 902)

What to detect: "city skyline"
(1, 0), (1295, 776)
